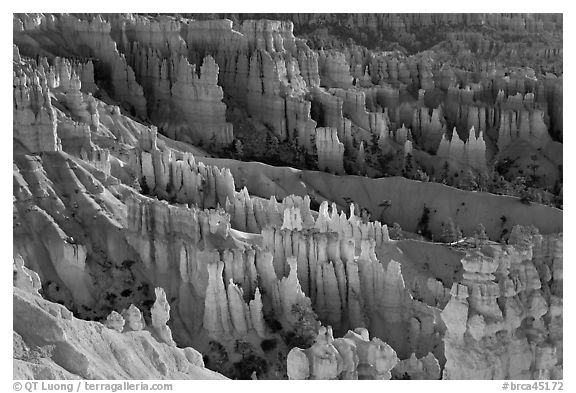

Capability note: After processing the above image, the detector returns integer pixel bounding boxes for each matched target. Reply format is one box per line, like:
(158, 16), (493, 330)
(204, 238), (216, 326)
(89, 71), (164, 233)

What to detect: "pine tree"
(140, 177), (150, 195)
(459, 168), (478, 191)
(477, 171), (490, 192)
(474, 223), (489, 244)
(403, 153), (415, 179)
(234, 138), (244, 160)
(370, 133), (379, 155)
(389, 222), (403, 240)
(414, 169), (430, 182)
(440, 161), (450, 184)
(528, 154), (539, 186)
(265, 133), (280, 163)
(442, 217), (460, 243)
(357, 141), (366, 175)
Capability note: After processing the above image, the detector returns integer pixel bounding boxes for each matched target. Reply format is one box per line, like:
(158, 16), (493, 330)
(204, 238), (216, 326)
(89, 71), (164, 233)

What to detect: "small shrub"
(260, 338), (277, 352)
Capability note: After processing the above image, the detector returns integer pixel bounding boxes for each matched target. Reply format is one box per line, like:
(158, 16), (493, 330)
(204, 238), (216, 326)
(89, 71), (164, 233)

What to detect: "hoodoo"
(13, 12), (562, 381)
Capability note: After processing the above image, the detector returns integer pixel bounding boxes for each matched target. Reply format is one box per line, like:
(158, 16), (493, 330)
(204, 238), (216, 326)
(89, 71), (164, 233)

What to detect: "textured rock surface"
(437, 126), (487, 171)
(13, 71), (60, 153)
(13, 12), (562, 381)
(441, 230), (563, 379)
(127, 45), (233, 144)
(287, 326), (400, 380)
(14, 288), (225, 379)
(151, 288), (176, 345)
(316, 127), (345, 174)
(128, 128), (236, 209)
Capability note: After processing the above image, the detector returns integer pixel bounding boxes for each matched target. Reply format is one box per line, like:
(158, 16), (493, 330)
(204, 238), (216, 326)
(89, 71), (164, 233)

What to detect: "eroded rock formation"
(441, 229), (563, 379)
(316, 127), (345, 174)
(13, 13), (562, 381)
(287, 326), (400, 379)
(13, 71), (60, 153)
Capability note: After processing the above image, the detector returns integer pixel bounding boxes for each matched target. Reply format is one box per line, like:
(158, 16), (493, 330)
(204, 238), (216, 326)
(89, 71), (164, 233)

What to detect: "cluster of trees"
(232, 340), (268, 379)
(206, 131), (319, 171)
(200, 117), (561, 210)
(282, 304), (321, 349)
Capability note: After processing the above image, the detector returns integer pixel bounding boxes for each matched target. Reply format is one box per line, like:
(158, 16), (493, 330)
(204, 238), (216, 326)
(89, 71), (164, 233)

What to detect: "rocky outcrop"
(313, 201), (390, 248)
(310, 87), (353, 147)
(13, 13), (563, 381)
(48, 56), (97, 94)
(21, 19), (144, 124)
(115, 14), (187, 58)
(14, 52), (109, 173)
(14, 286), (225, 379)
(151, 287), (176, 346)
(61, 76), (100, 130)
(129, 130), (236, 209)
(497, 107), (550, 151)
(13, 254), (42, 296)
(287, 326), (399, 379)
(13, 71), (60, 153)
(437, 127), (487, 171)
(183, 19), (317, 143)
(202, 249), (307, 340)
(168, 55), (233, 144)
(318, 50), (353, 88)
(316, 127), (345, 174)
(127, 44), (233, 145)
(126, 195), (231, 271)
(332, 88), (389, 137)
(14, 193), (92, 305)
(411, 106), (445, 152)
(105, 311), (126, 333)
(367, 53), (434, 91)
(121, 304), (146, 331)
(56, 15), (148, 119)
(246, 50), (306, 140)
(203, 261), (233, 338)
(442, 229), (563, 379)
(286, 95), (317, 150)
(260, 224), (441, 360)
(56, 119), (111, 175)
(226, 192), (315, 233)
(392, 352), (441, 379)
(392, 124), (411, 145)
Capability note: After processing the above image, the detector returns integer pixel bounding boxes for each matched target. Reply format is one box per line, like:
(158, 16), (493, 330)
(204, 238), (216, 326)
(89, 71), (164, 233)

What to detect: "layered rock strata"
(58, 15), (148, 118)
(437, 127), (487, 171)
(441, 229), (563, 379)
(13, 71), (60, 153)
(287, 326), (399, 379)
(128, 129), (236, 209)
(316, 127), (345, 174)
(261, 225), (442, 359)
(126, 44), (233, 145)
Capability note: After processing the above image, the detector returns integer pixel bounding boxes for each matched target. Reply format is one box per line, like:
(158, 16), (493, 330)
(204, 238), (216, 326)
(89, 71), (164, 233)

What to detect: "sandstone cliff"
(316, 127), (345, 174)
(13, 71), (60, 153)
(14, 282), (225, 379)
(436, 126), (487, 171)
(287, 326), (400, 379)
(441, 229), (562, 379)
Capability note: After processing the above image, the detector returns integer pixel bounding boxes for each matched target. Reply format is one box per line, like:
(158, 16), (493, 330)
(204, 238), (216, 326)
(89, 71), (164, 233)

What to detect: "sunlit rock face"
(287, 326), (400, 380)
(442, 229), (563, 380)
(13, 70), (60, 153)
(14, 258), (224, 380)
(316, 127), (345, 174)
(436, 126), (487, 171)
(13, 13), (562, 380)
